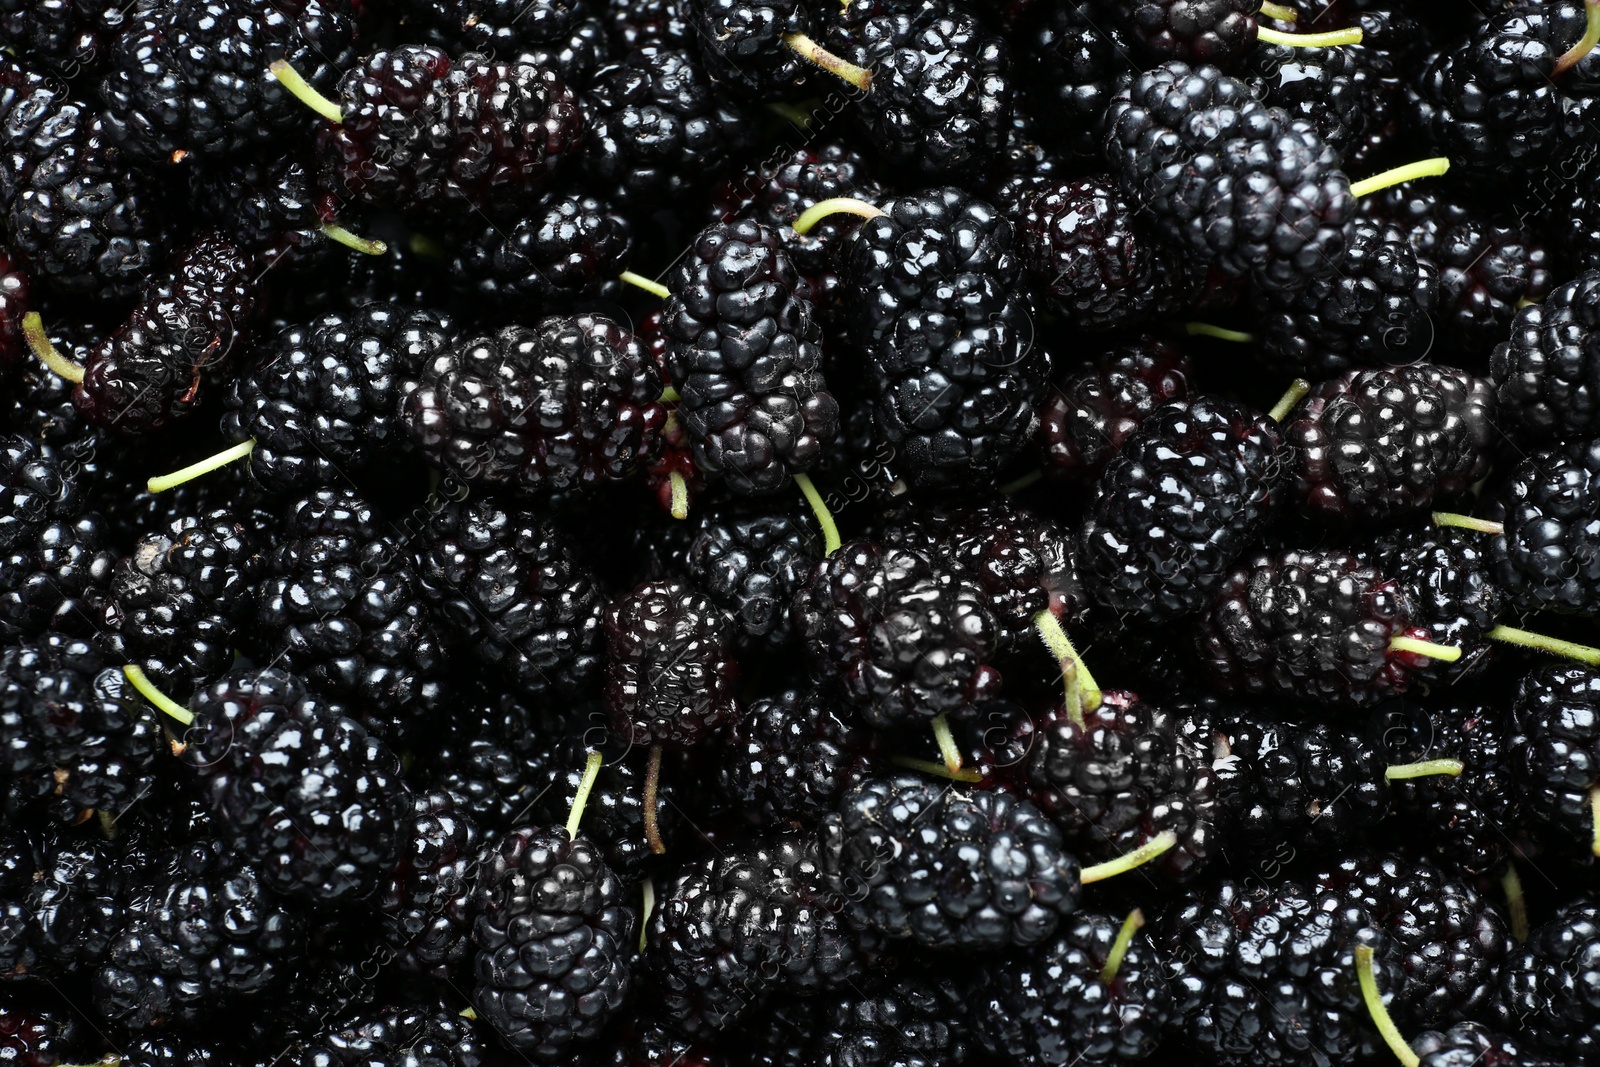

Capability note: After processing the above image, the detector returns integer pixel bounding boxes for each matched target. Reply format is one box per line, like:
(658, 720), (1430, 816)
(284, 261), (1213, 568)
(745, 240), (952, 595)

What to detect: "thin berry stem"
(1061, 658), (1083, 733)
(1502, 861), (1529, 943)
(781, 34), (874, 91)
(268, 59), (344, 123)
(1486, 625), (1600, 665)
(643, 744), (666, 855)
(1554, 0), (1600, 74)
(1079, 831), (1178, 884)
(887, 754), (984, 783)
(1348, 157), (1451, 199)
(1033, 609), (1100, 725)
(669, 471), (690, 521)
(22, 312), (85, 384)
(930, 713), (962, 774)
(319, 223), (388, 256)
(791, 196), (886, 235)
(565, 749), (604, 840)
(1431, 511), (1503, 535)
(1183, 322), (1255, 343)
(1094, 915), (1145, 991)
(1257, 0), (1297, 20)
(1356, 943), (1420, 1067)
(1255, 24), (1362, 46)
(1590, 785), (1600, 857)
(147, 439), (256, 494)
(1384, 759), (1464, 780)
(121, 665), (194, 726)
(1516, 296), (1539, 310)
(639, 877), (654, 953)
(619, 270), (671, 300)
(1098, 908), (1146, 985)
(794, 473), (842, 555)
(1267, 378), (1311, 423)
(1388, 635), (1462, 662)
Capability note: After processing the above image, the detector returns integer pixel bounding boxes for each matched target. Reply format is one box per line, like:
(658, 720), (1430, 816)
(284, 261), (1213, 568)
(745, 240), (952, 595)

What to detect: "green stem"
(781, 33), (874, 91)
(565, 749), (604, 839)
(1431, 511), (1503, 535)
(791, 196), (886, 235)
(1079, 831), (1178, 885)
(669, 470), (690, 521)
(643, 744), (666, 855)
(639, 877), (654, 953)
(660, 385), (681, 404)
(1355, 944), (1420, 1067)
(319, 223), (388, 256)
(22, 312), (85, 384)
(121, 666), (194, 726)
(1486, 625), (1600, 666)
(1033, 610), (1101, 725)
(618, 270), (671, 300)
(1183, 322), (1255, 343)
(1349, 157), (1451, 199)
(1258, 0), (1297, 19)
(1256, 24), (1362, 46)
(1267, 379), (1311, 423)
(268, 59), (343, 123)
(887, 754), (984, 783)
(1502, 862), (1529, 944)
(1554, 0), (1600, 75)
(794, 473), (841, 555)
(147, 439), (256, 494)
(1098, 908), (1146, 985)
(930, 714), (962, 774)
(1590, 785), (1600, 857)
(1388, 635), (1461, 662)
(1384, 759), (1464, 780)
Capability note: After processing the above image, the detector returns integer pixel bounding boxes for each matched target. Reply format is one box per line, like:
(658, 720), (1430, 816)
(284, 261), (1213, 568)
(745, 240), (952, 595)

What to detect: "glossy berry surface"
(473, 826), (635, 1058)
(180, 667), (411, 904)
(819, 775), (1081, 951)
(793, 539), (1002, 728)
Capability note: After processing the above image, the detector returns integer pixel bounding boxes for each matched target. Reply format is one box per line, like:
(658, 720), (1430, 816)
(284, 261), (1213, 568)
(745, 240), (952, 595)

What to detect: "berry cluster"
(6, 0), (1600, 1065)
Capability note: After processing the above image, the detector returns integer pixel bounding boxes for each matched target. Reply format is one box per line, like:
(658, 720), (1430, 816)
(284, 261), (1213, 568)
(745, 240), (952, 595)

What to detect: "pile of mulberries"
(5, 0), (1600, 1063)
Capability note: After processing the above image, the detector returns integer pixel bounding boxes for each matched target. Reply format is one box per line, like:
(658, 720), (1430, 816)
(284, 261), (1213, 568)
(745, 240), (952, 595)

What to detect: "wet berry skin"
(405, 314), (667, 496)
(661, 218), (838, 496)
(472, 826), (636, 1059)
(1193, 549), (1428, 708)
(1080, 396), (1285, 623)
(179, 667), (411, 905)
(604, 579), (740, 750)
(1284, 364), (1496, 525)
(1105, 60), (1353, 293)
(319, 47), (585, 217)
(1491, 268), (1600, 442)
(1489, 439), (1600, 615)
(792, 538), (1003, 729)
